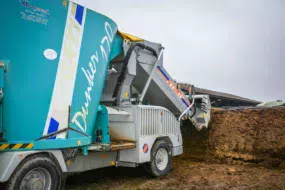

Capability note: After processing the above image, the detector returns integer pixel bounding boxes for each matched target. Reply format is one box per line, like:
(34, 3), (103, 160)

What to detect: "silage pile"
(181, 107), (285, 168)
(207, 107), (285, 168)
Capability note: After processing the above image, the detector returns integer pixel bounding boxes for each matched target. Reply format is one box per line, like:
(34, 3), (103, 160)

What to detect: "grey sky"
(75, 0), (285, 102)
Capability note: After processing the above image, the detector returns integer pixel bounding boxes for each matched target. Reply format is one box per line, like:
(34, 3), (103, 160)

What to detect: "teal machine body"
(0, 0), (123, 151)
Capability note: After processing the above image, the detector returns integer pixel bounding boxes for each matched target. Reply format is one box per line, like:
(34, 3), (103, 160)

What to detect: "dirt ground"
(67, 156), (285, 190)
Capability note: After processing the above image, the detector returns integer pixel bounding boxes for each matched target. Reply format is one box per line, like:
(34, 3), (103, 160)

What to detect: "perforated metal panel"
(138, 106), (180, 136)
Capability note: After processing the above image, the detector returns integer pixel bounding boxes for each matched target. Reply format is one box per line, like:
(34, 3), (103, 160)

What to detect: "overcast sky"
(74, 0), (285, 102)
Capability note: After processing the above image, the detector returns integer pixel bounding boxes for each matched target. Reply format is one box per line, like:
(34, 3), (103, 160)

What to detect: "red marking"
(143, 144), (149, 153)
(156, 67), (190, 106)
(156, 68), (168, 81)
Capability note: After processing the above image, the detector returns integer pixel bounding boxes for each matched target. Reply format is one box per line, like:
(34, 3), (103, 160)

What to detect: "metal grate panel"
(139, 106), (180, 136)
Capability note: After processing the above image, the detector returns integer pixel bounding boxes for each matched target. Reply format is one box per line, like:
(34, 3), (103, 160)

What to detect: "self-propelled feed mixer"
(0, 1), (211, 189)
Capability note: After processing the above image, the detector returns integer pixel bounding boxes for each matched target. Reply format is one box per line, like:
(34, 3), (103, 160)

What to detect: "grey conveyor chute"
(101, 39), (211, 129)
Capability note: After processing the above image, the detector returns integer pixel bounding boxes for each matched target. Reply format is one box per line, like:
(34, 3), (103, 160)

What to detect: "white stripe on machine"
(43, 2), (87, 139)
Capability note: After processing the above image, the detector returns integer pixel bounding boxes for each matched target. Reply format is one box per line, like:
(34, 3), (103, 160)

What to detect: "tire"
(6, 154), (63, 190)
(144, 140), (172, 177)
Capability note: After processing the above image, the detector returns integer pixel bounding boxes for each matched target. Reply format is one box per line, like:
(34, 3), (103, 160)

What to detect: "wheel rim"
(155, 148), (168, 171)
(20, 167), (52, 190)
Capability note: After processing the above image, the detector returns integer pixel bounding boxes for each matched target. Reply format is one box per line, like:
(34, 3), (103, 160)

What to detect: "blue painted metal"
(47, 118), (59, 140)
(75, 4), (84, 25)
(0, 1), (123, 150)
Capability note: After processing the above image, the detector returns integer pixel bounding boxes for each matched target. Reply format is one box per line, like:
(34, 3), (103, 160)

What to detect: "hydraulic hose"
(112, 43), (158, 99)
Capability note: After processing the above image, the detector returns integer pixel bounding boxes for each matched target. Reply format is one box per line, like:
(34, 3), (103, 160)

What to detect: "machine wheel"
(6, 154), (63, 190)
(144, 140), (172, 177)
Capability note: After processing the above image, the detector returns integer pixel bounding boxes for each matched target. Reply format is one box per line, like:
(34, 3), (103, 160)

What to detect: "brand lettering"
(72, 22), (114, 132)
(167, 81), (183, 99)
(19, 0), (50, 16)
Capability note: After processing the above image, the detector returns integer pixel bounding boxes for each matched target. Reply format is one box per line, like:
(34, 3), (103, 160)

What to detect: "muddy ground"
(67, 156), (285, 190)
(67, 107), (285, 189)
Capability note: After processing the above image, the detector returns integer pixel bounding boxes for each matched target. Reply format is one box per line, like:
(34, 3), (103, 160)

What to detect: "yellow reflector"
(110, 161), (115, 166)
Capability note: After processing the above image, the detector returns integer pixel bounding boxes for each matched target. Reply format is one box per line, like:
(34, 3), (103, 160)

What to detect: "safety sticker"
(142, 143), (149, 153)
(0, 143), (34, 151)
